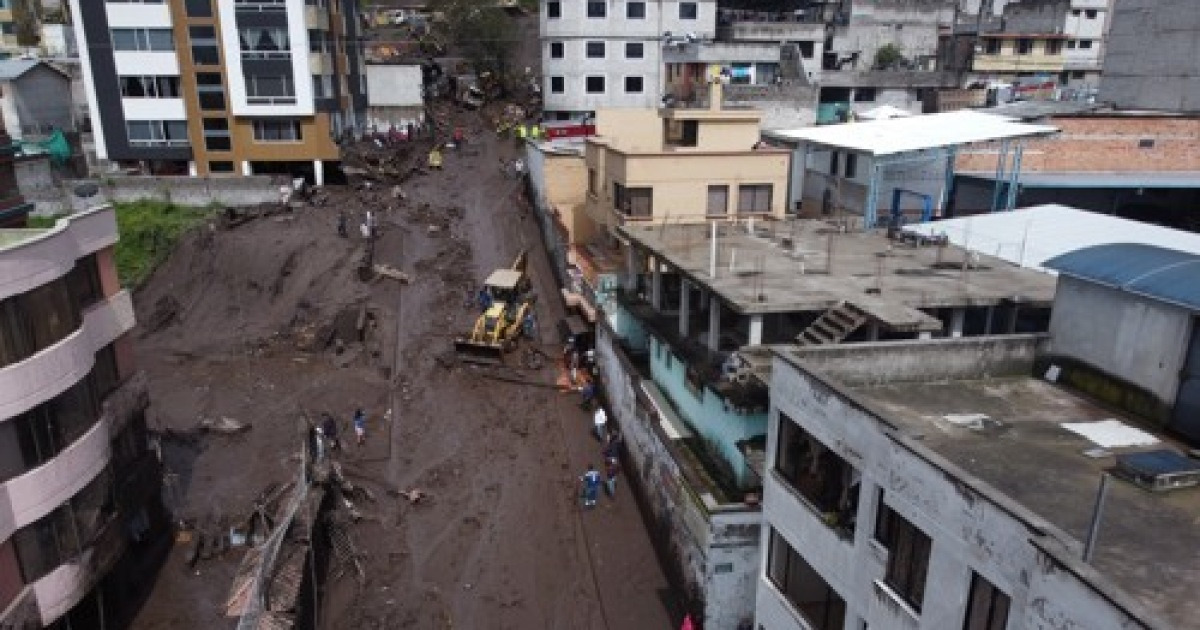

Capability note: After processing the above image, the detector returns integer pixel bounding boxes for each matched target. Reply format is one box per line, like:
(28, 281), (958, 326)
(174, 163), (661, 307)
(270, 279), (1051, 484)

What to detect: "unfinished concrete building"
(593, 217), (1055, 628)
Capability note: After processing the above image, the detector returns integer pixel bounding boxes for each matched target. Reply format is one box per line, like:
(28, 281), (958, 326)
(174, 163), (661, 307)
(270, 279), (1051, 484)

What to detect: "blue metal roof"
(1044, 243), (1200, 312)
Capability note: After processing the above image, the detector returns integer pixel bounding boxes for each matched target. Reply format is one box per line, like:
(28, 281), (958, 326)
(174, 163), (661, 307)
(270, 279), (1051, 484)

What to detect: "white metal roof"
(901, 204), (1200, 272)
(766, 111), (1058, 156)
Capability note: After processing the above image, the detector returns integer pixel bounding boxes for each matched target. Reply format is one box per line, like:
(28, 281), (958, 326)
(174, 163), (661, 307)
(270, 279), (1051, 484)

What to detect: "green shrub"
(113, 200), (211, 286)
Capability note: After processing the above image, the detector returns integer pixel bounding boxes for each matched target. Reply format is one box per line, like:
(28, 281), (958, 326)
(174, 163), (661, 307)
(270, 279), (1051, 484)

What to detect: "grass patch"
(113, 200), (212, 286)
(26, 214), (64, 229)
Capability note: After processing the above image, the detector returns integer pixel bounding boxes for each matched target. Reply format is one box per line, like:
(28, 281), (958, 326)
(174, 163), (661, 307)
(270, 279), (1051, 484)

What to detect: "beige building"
(583, 82), (790, 243)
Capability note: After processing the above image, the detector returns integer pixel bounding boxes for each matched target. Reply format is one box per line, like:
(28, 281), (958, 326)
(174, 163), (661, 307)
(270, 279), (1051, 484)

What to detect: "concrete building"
(968, 0), (1114, 92)
(364, 63), (423, 132)
(0, 58), (72, 140)
(1099, 0), (1200, 113)
(1043, 243), (1200, 444)
(0, 205), (165, 628)
(757, 335), (1192, 630)
(540, 0), (717, 120)
(0, 1), (17, 55)
(70, 0), (368, 182)
(595, 217), (1056, 627)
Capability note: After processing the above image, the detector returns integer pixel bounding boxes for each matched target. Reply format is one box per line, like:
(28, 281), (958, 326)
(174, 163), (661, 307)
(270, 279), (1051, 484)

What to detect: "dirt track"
(127, 100), (676, 628)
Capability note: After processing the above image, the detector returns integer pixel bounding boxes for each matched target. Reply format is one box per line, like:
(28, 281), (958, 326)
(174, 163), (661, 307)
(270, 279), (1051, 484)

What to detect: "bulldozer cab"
(483, 268), (528, 304)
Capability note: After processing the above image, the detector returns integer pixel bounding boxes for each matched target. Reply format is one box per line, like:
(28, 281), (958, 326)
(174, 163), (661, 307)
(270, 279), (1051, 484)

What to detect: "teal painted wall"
(648, 336), (766, 488)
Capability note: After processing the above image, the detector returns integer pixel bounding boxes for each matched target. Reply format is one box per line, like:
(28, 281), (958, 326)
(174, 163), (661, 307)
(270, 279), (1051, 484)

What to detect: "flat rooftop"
(837, 374), (1199, 628)
(620, 220), (1056, 324)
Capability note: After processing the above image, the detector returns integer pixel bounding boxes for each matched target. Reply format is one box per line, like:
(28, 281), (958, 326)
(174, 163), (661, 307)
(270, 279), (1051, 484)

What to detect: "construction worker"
(516, 123), (527, 143)
(530, 124), (542, 141)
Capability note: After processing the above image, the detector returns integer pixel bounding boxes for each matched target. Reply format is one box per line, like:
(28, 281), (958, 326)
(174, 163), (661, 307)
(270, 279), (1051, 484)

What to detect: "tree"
(11, 0), (40, 48)
(430, 0), (516, 79)
(873, 43), (904, 70)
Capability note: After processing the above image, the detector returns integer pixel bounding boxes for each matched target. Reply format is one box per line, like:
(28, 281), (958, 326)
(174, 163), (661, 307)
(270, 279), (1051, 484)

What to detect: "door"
(1170, 318), (1200, 443)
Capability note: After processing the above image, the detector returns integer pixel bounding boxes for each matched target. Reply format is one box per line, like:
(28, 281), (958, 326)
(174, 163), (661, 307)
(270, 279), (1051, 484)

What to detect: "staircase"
(795, 302), (869, 346)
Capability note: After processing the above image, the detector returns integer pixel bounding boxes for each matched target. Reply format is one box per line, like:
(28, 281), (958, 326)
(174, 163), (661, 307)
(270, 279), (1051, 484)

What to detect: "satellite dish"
(73, 182), (100, 198)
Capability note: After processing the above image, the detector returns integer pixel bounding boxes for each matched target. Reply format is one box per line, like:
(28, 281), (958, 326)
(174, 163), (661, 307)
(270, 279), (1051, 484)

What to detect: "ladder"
(796, 302), (869, 346)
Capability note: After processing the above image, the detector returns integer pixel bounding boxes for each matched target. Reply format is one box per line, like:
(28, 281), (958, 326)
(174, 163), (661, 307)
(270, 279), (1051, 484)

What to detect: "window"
(1085, 9), (1098, 19)
(1138, 138), (1155, 149)
(126, 120), (190, 147)
(196, 72), (226, 110)
(92, 344), (120, 400)
(245, 74), (296, 104)
(0, 372), (100, 483)
(964, 573), (1010, 630)
(627, 1), (645, 18)
(767, 528), (847, 630)
(1067, 39), (1077, 49)
(679, 2), (697, 19)
(876, 500), (932, 611)
(111, 28), (175, 52)
(550, 76), (564, 93)
(312, 74), (333, 98)
(1016, 38), (1033, 55)
(588, 168), (597, 195)
(546, 0), (560, 18)
(775, 413), (860, 535)
(706, 185), (728, 216)
(586, 76), (605, 93)
(737, 184), (772, 214)
(587, 1), (605, 18)
(853, 87), (876, 102)
(308, 29), (328, 54)
(240, 27), (291, 58)
(550, 41), (564, 58)
(1071, 70), (1085, 80)
(586, 41), (605, 58)
(253, 119), (303, 141)
(626, 42), (643, 58)
(1071, 8), (1081, 16)
(0, 278), (80, 369)
(798, 41), (814, 59)
(190, 26), (220, 65)
(1045, 39), (1062, 54)
(613, 184), (652, 217)
(119, 76), (181, 99)
(185, 0), (212, 16)
(624, 76), (643, 93)
(983, 39), (1001, 54)
(210, 161), (235, 173)
(66, 254), (102, 311)
(845, 153), (857, 178)
(203, 118), (231, 151)
(1079, 39), (1093, 49)
(829, 151), (839, 175)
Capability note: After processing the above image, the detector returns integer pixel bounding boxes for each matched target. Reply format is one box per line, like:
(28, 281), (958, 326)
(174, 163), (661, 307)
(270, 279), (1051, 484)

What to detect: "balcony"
(31, 513), (126, 626)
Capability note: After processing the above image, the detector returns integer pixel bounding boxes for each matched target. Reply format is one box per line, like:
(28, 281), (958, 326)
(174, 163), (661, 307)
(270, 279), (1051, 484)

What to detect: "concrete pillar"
(679, 280), (691, 338)
(187, 161), (198, 177)
(313, 160), (325, 186)
(749, 314), (764, 346)
(650, 263), (663, 310)
(949, 308), (966, 338)
(1006, 305), (1020, 333)
(918, 331), (933, 340)
(241, 161), (253, 176)
(707, 298), (721, 351)
(983, 306), (995, 335)
(866, 320), (880, 341)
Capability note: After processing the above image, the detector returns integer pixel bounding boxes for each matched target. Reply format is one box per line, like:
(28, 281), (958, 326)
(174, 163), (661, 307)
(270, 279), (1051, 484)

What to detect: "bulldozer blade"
(454, 340), (505, 365)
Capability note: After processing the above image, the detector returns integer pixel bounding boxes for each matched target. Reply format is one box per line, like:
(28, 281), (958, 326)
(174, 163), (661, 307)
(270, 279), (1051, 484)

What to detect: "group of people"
(313, 408), (369, 459)
(580, 427), (623, 508)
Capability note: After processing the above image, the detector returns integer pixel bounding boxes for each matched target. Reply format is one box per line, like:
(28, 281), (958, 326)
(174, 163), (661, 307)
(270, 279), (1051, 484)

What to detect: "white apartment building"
(757, 339), (1186, 630)
(540, 0), (716, 120)
(1061, 0), (1112, 85)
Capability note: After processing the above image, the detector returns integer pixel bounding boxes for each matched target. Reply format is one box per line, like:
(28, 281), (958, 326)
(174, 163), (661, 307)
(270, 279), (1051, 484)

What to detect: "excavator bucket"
(453, 339), (505, 365)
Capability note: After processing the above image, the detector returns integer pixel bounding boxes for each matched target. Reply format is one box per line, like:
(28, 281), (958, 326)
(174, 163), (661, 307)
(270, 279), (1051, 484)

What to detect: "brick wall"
(956, 116), (1200, 172)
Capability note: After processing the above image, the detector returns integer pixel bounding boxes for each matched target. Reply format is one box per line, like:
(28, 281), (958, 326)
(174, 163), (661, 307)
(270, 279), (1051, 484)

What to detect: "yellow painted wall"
(974, 39), (1064, 73)
(543, 152), (598, 244)
(231, 115), (340, 162)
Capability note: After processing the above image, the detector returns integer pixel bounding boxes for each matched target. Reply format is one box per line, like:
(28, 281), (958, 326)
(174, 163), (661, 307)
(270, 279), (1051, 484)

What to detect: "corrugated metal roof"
(764, 111), (1058, 156)
(1043, 243), (1200, 312)
(902, 204), (1200, 273)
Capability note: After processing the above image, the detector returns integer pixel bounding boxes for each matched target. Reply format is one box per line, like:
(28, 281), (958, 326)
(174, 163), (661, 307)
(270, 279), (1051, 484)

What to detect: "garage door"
(1171, 319), (1200, 443)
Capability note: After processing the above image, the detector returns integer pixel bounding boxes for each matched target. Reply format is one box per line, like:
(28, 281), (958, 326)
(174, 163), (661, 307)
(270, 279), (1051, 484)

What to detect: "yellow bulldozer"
(454, 251), (535, 365)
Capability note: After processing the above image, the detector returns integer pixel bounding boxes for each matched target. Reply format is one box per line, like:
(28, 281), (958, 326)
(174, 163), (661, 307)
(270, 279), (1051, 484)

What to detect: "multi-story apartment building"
(0, 204), (164, 629)
(70, 0), (367, 183)
(970, 0), (1114, 91)
(540, 0), (717, 121)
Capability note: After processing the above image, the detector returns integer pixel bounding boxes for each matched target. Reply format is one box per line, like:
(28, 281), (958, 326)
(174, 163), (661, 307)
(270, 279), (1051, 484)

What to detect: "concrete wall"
(798, 150), (947, 220)
(596, 321), (761, 629)
(757, 353), (1153, 630)
(1047, 275), (1192, 405)
(791, 334), (1046, 386)
(52, 175), (286, 212)
(1099, 0), (1200, 112)
(365, 64), (422, 107)
(955, 116), (1200, 173)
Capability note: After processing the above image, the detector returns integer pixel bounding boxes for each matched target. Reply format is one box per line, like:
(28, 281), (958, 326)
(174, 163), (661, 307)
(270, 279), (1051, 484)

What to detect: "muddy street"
(127, 101), (675, 629)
